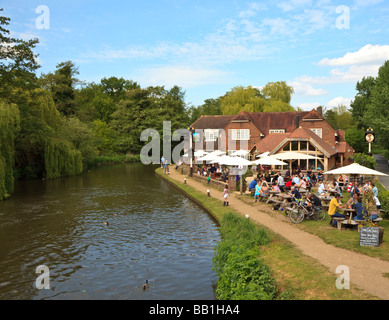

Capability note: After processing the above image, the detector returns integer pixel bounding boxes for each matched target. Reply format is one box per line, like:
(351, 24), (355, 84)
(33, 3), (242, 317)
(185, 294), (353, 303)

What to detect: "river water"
(0, 163), (220, 300)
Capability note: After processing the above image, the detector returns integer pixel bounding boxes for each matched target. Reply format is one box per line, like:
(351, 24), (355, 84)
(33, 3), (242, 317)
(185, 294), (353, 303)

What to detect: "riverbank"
(156, 166), (389, 300)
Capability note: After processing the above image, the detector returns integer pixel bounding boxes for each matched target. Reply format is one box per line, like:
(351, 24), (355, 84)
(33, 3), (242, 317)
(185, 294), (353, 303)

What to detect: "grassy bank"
(89, 154), (140, 167)
(156, 168), (378, 300)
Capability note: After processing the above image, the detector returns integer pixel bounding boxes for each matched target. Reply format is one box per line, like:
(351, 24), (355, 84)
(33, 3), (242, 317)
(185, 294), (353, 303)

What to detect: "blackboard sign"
(359, 227), (380, 247)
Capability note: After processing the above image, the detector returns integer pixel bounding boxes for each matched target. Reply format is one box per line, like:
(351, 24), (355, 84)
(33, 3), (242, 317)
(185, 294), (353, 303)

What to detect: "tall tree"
(219, 86), (266, 115)
(0, 9), (40, 101)
(40, 61), (79, 116)
(261, 81), (294, 104)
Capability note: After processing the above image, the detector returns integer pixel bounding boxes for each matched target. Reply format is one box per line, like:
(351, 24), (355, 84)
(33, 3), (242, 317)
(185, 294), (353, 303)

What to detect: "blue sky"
(2, 0), (389, 110)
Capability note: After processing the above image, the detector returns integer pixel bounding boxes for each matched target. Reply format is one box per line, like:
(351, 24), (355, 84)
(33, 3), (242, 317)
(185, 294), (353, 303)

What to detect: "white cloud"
(318, 44), (389, 66)
(326, 96), (353, 108)
(289, 80), (328, 96)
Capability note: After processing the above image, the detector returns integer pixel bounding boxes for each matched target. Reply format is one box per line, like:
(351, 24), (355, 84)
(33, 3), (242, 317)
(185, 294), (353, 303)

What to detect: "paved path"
(374, 154), (389, 190)
(162, 168), (389, 300)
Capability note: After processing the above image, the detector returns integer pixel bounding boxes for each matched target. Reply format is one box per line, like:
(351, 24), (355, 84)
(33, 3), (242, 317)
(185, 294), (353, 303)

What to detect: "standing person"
(253, 181), (261, 202)
(372, 183), (378, 197)
(223, 184), (229, 206)
(328, 193), (346, 227)
(161, 155), (165, 168)
(164, 159), (170, 174)
(277, 174), (285, 192)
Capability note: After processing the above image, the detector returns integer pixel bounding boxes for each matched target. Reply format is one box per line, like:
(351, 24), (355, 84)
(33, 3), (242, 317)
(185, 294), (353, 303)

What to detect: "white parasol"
(323, 163), (388, 177)
(252, 156), (288, 166)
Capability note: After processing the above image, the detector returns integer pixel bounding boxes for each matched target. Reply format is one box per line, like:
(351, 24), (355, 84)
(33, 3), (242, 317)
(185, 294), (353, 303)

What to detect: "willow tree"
(14, 88), (83, 179)
(0, 100), (20, 199)
(219, 86), (266, 115)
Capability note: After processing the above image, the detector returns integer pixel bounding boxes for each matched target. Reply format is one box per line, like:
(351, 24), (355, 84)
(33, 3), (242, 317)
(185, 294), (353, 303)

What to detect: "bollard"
(245, 214), (249, 219)
(207, 189), (210, 197)
(184, 178), (186, 184)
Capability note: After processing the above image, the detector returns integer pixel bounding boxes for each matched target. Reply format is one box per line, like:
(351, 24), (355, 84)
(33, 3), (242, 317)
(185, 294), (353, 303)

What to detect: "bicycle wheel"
(289, 206), (304, 224)
(312, 208), (326, 221)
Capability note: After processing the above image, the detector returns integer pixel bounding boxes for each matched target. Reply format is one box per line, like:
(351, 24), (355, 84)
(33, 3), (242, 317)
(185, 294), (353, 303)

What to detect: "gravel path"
(163, 168), (389, 300)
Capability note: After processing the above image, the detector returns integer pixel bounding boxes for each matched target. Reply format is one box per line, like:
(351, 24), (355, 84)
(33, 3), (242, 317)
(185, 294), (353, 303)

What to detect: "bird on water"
(143, 280), (150, 290)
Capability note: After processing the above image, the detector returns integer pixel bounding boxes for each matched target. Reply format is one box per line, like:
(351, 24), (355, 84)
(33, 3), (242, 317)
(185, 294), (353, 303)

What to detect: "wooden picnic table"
(277, 194), (295, 211)
(266, 191), (280, 204)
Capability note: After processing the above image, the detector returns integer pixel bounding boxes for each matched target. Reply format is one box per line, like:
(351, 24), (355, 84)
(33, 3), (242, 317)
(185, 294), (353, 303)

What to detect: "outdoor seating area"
(183, 149), (387, 233)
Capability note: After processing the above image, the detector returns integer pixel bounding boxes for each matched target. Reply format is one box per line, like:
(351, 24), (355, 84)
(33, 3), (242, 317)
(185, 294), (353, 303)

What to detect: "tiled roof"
(191, 115), (234, 130)
(248, 111), (309, 134)
(301, 109), (324, 120)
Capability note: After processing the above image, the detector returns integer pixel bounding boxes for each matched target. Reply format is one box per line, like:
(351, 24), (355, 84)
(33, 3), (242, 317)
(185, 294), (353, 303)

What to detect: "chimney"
(317, 106), (323, 116)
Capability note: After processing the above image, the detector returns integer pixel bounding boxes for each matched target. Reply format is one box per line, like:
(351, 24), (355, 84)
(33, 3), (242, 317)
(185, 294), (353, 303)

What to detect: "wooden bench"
(332, 217), (345, 230)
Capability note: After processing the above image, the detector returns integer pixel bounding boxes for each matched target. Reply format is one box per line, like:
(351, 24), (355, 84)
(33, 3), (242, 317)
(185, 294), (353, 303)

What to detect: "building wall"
(299, 119), (336, 146)
(223, 121), (262, 152)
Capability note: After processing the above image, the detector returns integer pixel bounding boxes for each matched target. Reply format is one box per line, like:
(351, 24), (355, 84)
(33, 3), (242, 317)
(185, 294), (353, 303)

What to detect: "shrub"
(212, 213), (276, 300)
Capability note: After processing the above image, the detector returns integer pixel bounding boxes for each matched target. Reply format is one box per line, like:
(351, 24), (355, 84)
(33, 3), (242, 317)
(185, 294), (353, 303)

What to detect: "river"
(0, 163), (220, 300)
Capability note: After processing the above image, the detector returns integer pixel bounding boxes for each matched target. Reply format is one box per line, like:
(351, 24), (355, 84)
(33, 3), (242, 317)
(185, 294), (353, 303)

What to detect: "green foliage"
(374, 180), (389, 219)
(324, 105), (355, 130)
(345, 128), (368, 153)
(351, 153), (376, 169)
(261, 81), (294, 104)
(351, 61), (389, 149)
(219, 86), (266, 115)
(0, 9), (40, 100)
(213, 213), (276, 300)
(0, 100), (20, 199)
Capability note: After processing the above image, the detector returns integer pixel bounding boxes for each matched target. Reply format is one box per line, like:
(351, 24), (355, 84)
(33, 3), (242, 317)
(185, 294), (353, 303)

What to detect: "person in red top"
(285, 179), (292, 190)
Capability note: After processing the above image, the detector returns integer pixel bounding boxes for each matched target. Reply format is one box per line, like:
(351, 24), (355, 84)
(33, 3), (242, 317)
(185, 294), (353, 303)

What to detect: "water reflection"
(0, 164), (220, 300)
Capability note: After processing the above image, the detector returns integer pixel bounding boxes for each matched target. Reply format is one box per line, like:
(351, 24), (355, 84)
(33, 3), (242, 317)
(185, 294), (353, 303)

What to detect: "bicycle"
(288, 198), (326, 224)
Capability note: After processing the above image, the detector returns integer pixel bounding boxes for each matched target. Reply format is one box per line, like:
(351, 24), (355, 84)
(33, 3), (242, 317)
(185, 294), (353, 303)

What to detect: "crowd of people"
(248, 167), (382, 228)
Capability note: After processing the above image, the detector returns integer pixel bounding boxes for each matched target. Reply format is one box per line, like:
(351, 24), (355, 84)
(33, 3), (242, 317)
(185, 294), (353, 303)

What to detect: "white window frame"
(231, 129), (250, 141)
(269, 129), (285, 134)
(311, 128), (322, 138)
(204, 129), (219, 141)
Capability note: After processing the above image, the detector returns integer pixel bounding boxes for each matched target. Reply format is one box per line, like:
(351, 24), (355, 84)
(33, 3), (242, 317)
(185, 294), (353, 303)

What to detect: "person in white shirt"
(317, 180), (325, 196)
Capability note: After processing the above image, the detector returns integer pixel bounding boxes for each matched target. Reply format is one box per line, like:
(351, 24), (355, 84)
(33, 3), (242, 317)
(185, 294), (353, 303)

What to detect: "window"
(231, 129), (250, 140)
(204, 129), (219, 141)
(311, 128), (322, 138)
(269, 129), (285, 134)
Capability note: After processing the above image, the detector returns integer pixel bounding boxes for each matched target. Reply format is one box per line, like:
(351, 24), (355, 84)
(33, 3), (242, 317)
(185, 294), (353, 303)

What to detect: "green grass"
(156, 168), (379, 300)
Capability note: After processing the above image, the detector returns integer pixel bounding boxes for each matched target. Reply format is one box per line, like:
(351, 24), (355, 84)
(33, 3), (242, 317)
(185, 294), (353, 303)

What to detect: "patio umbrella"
(271, 151), (320, 173)
(211, 155), (252, 166)
(323, 163), (388, 177)
(271, 151), (319, 160)
(252, 156), (288, 166)
(230, 150), (249, 157)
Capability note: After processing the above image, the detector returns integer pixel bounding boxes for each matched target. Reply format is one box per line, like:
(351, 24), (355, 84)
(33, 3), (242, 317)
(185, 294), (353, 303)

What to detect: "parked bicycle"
(288, 198), (326, 224)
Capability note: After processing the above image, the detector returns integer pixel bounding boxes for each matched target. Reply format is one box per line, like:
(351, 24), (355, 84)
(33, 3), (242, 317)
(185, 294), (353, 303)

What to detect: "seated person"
(306, 193), (322, 215)
(350, 183), (360, 198)
(354, 196), (378, 221)
(332, 180), (341, 194)
(317, 171), (323, 181)
(248, 178), (258, 192)
(285, 179), (293, 191)
(317, 180), (326, 196)
(292, 174), (300, 186)
(328, 193), (346, 227)
(290, 186), (302, 200)
(272, 184), (281, 192)
(346, 193), (358, 208)
(296, 178), (307, 189)
(260, 181), (270, 198)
